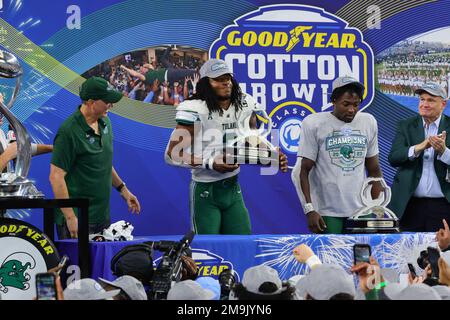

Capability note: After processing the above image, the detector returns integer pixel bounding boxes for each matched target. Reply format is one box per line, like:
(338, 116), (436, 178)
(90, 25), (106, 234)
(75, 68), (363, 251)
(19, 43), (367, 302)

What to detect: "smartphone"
(35, 272), (57, 300)
(353, 244), (371, 265)
(56, 255), (69, 276)
(427, 247), (441, 278)
(407, 263), (417, 279)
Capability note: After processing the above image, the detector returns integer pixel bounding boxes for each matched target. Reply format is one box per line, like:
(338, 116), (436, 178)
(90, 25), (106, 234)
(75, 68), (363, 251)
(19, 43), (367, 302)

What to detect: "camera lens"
(218, 269), (236, 300)
(417, 250), (430, 270)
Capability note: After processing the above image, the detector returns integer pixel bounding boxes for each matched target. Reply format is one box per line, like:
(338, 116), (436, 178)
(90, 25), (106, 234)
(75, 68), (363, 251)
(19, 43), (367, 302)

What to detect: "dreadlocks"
(188, 75), (244, 115)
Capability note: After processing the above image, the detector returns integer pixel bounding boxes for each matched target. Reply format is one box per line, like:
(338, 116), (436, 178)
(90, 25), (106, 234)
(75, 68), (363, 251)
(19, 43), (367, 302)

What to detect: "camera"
(110, 231), (195, 300)
(416, 247), (441, 286)
(417, 250), (430, 270)
(149, 231), (195, 300)
(218, 268), (236, 300)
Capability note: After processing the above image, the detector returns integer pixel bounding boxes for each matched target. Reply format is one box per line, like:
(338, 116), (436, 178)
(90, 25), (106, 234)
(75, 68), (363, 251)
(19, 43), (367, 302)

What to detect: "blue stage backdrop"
(0, 0), (448, 235)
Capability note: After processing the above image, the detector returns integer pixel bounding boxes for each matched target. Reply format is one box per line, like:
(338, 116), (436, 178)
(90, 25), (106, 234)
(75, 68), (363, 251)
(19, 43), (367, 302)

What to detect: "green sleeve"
(388, 120), (411, 167)
(51, 128), (77, 172)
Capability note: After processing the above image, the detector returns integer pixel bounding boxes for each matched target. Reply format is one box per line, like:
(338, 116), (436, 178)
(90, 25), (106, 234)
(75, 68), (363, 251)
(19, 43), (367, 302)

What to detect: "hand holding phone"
(407, 263), (417, 279)
(35, 273), (57, 300)
(353, 244), (371, 265)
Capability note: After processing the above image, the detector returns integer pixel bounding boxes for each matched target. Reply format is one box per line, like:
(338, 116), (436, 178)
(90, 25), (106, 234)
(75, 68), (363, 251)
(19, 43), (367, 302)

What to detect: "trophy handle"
(239, 109), (272, 138)
(0, 99), (31, 179)
(360, 177), (391, 208)
(6, 77), (21, 109)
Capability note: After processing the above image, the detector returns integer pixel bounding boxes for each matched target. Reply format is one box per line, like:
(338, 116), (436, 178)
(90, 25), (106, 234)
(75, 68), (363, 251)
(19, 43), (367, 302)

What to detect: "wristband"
(305, 255), (322, 269)
(304, 203), (315, 214)
(116, 182), (126, 193)
(31, 143), (38, 156)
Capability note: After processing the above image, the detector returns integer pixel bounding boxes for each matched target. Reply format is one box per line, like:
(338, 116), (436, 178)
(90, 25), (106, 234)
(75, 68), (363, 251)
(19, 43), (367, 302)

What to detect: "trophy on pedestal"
(0, 49), (43, 198)
(224, 108), (279, 166)
(345, 177), (399, 233)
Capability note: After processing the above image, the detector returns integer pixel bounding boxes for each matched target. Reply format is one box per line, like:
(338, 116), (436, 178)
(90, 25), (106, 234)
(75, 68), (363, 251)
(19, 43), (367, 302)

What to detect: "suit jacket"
(388, 114), (450, 219)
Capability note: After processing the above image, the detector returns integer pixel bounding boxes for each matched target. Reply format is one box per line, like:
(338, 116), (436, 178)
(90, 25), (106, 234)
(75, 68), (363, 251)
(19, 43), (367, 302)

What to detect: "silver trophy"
(0, 49), (43, 198)
(345, 177), (399, 233)
(224, 108), (278, 166)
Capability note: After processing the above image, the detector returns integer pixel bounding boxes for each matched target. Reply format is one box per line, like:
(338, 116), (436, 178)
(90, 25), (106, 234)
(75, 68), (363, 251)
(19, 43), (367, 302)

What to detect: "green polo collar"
(74, 106), (107, 134)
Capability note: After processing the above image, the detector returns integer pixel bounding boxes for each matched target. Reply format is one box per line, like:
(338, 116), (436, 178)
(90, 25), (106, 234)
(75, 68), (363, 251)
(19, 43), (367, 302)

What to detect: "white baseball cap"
(242, 265), (283, 295)
(415, 82), (447, 99)
(98, 275), (147, 300)
(167, 280), (215, 300)
(332, 76), (364, 92)
(296, 264), (356, 300)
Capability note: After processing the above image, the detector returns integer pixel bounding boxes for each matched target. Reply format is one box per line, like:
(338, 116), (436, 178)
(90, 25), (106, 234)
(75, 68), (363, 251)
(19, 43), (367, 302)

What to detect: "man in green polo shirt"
(49, 77), (141, 239)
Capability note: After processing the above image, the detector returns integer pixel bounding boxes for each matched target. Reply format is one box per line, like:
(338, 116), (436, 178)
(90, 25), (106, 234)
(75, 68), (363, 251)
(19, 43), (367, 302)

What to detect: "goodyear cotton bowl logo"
(210, 4), (374, 166)
(153, 249), (239, 281)
(192, 249), (239, 281)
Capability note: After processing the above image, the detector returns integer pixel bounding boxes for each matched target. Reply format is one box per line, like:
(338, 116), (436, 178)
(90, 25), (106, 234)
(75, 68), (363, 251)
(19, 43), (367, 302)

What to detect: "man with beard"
(292, 76), (383, 234)
(165, 59), (288, 234)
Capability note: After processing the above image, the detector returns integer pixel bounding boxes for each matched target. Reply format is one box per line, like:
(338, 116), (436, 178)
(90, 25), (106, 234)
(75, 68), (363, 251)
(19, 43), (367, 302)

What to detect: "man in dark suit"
(388, 82), (449, 231)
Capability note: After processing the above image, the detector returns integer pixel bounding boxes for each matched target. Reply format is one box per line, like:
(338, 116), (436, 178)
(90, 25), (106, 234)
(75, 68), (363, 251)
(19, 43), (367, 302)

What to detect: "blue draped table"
(55, 233), (436, 282)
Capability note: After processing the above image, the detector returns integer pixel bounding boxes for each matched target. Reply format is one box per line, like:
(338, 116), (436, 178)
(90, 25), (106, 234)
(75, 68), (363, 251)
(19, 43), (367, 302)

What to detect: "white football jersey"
(175, 94), (261, 182)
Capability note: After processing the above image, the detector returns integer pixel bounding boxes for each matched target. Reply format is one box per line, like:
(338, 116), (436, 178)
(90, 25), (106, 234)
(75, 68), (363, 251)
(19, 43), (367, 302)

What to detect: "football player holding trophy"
(165, 59), (287, 235)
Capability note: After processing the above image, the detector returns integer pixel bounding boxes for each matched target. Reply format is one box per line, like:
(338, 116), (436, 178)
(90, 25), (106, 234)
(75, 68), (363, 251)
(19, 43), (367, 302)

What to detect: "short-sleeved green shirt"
(145, 69), (167, 84)
(51, 107), (113, 226)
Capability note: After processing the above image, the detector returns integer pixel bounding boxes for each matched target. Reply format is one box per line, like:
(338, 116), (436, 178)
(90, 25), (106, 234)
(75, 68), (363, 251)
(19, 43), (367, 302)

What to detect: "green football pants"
(189, 175), (251, 235)
(322, 216), (346, 234)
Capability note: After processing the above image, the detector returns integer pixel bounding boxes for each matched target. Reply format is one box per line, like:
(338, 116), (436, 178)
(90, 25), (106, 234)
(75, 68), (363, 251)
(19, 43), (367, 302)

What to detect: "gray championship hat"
(415, 82), (447, 99)
(98, 275), (147, 300)
(167, 280), (215, 300)
(384, 283), (441, 300)
(433, 285), (450, 300)
(242, 265), (283, 295)
(63, 278), (120, 300)
(199, 59), (231, 79)
(295, 264), (355, 300)
(332, 76), (364, 92)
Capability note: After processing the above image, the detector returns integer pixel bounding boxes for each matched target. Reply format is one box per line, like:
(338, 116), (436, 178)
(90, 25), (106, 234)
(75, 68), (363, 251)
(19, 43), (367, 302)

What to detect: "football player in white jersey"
(165, 59), (288, 234)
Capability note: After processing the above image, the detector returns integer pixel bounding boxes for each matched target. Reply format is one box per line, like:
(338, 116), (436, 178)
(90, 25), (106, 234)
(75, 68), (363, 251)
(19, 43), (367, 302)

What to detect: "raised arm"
(120, 65), (145, 82)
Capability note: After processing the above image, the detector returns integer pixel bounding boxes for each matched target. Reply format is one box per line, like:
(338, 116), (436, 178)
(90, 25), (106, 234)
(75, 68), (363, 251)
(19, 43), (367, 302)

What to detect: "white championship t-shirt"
(297, 111), (379, 217)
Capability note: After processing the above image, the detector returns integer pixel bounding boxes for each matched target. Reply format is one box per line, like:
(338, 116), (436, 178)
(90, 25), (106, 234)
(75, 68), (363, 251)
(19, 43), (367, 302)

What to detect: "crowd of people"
(29, 219), (450, 300)
(376, 41), (450, 96)
(82, 46), (204, 106)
